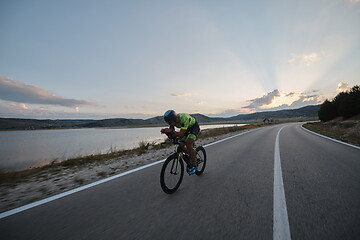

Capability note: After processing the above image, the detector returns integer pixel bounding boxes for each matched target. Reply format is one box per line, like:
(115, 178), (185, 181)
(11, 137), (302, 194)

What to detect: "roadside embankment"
(303, 119), (360, 147)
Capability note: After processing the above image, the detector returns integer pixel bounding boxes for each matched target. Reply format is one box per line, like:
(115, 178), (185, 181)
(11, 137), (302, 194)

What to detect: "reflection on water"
(0, 124), (245, 171)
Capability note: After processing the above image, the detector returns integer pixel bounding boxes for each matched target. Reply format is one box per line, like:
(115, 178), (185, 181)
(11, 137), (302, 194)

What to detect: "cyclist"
(161, 110), (200, 175)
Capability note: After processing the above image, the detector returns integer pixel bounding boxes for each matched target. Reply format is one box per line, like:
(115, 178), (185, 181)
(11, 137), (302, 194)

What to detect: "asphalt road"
(1, 123), (359, 240)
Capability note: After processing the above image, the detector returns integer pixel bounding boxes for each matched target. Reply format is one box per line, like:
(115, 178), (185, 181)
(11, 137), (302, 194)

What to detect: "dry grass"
(304, 120), (360, 146)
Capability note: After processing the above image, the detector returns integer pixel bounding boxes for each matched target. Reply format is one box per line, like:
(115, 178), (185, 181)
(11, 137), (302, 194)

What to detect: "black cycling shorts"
(185, 121), (200, 140)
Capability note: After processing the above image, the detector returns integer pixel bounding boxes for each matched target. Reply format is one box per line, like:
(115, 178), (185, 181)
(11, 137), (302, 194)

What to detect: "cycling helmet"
(164, 110), (177, 123)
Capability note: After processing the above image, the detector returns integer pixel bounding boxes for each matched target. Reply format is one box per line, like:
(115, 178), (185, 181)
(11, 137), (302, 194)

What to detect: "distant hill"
(189, 114), (227, 123)
(0, 118), (95, 130)
(81, 118), (147, 128)
(228, 105), (321, 121)
(0, 105), (320, 130)
(79, 114), (224, 128)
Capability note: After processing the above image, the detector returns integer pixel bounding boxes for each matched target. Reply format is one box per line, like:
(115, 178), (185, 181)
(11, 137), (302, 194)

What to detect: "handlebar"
(161, 135), (185, 146)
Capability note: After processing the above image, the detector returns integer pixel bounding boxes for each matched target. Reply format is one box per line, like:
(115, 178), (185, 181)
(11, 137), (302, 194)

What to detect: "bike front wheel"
(195, 146), (207, 176)
(160, 154), (184, 194)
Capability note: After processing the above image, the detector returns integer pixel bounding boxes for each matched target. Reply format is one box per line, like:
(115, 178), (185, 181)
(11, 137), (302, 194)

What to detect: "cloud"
(7, 102), (29, 110)
(169, 92), (205, 106)
(286, 92), (296, 97)
(0, 76), (96, 108)
(207, 108), (245, 118)
(170, 92), (191, 97)
(336, 82), (351, 93)
(288, 52), (323, 66)
(287, 94), (322, 109)
(303, 53), (319, 66)
(243, 89), (322, 112)
(244, 89), (280, 109)
(0, 100), (102, 119)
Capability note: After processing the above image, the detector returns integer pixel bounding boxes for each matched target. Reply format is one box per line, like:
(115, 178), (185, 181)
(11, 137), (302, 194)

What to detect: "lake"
(0, 124), (245, 171)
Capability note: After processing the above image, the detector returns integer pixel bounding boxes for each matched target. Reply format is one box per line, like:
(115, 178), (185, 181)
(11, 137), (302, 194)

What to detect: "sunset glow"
(0, 0), (359, 119)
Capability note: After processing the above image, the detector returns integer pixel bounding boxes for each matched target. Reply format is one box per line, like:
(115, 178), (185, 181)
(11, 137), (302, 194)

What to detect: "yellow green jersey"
(176, 113), (196, 130)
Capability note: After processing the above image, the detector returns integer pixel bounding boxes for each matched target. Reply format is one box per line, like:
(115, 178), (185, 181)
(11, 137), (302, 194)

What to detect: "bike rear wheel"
(195, 146), (206, 175)
(160, 154), (184, 194)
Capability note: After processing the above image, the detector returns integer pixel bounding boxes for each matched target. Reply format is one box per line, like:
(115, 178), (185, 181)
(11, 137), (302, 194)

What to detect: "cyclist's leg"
(184, 122), (200, 167)
(186, 135), (197, 166)
(180, 142), (193, 165)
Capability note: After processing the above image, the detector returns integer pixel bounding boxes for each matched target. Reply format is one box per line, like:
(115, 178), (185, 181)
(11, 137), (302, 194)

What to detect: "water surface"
(0, 124), (245, 171)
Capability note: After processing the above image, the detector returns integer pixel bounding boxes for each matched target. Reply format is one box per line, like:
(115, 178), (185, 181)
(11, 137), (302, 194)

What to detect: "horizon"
(1, 1), (359, 119)
(0, 104), (320, 121)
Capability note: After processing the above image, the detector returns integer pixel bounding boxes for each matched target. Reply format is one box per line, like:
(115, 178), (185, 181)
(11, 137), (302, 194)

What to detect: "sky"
(0, 0), (359, 119)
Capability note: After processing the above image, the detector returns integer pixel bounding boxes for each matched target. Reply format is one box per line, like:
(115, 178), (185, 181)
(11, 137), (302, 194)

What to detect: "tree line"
(318, 85), (360, 122)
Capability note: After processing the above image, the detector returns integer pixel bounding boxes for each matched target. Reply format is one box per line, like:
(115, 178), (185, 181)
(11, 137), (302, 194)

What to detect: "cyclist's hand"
(161, 128), (173, 134)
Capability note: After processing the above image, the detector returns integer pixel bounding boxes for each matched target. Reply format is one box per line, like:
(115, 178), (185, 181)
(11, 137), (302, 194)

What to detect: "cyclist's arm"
(161, 127), (186, 138)
(171, 128), (187, 138)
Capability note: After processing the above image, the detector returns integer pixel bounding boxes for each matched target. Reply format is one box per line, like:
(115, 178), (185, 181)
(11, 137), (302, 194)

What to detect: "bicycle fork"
(170, 155), (181, 175)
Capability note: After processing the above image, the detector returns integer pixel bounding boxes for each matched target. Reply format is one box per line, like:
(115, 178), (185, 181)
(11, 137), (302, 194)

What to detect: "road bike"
(160, 138), (206, 194)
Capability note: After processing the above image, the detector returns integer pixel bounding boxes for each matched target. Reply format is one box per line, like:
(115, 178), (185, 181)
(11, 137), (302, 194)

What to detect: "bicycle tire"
(195, 146), (206, 176)
(160, 153), (184, 194)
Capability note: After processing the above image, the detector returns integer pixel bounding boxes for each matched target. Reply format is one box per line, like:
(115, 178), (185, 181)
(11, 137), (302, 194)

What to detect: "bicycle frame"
(175, 151), (192, 169)
(163, 138), (190, 164)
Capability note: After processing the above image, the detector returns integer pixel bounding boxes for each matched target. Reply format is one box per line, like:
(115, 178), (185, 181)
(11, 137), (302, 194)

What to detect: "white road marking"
(301, 124), (360, 150)
(0, 128), (261, 219)
(273, 126), (291, 240)
(0, 160), (165, 220)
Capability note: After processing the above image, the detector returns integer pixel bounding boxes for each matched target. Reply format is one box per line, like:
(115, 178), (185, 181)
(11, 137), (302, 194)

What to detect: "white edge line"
(0, 127), (261, 219)
(0, 160), (165, 220)
(301, 124), (360, 150)
(273, 126), (291, 240)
